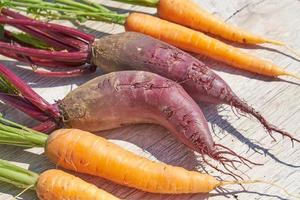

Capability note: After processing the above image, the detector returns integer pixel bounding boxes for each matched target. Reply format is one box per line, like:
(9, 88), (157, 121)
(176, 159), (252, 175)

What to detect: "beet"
(91, 32), (299, 144)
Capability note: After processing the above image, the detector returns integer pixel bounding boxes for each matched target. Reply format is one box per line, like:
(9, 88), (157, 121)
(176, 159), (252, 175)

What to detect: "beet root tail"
(231, 96), (300, 145)
(201, 144), (262, 180)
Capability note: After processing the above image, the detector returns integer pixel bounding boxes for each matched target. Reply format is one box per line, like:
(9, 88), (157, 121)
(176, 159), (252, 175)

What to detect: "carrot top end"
(0, 115), (48, 148)
(0, 0), (127, 25)
(0, 159), (38, 189)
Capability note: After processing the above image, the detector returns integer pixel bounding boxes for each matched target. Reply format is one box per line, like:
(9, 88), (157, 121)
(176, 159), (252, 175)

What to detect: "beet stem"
(33, 64), (97, 77)
(0, 41), (88, 62)
(32, 120), (58, 133)
(0, 14), (95, 42)
(0, 64), (60, 119)
(0, 93), (50, 122)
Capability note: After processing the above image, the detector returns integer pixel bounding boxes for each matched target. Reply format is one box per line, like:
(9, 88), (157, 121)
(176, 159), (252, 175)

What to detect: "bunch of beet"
(0, 9), (299, 178)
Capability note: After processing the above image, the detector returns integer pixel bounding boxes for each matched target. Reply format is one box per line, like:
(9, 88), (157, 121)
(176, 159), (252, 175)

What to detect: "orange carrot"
(114, 0), (300, 58)
(158, 0), (285, 45)
(125, 13), (299, 79)
(46, 129), (221, 193)
(0, 124), (298, 197)
(37, 170), (119, 200)
(0, 159), (119, 200)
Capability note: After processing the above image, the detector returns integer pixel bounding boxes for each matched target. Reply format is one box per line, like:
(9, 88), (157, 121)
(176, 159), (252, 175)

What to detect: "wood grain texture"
(0, 0), (299, 199)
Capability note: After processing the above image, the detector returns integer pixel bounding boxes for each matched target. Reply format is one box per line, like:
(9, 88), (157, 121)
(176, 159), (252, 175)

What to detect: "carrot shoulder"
(125, 13), (297, 79)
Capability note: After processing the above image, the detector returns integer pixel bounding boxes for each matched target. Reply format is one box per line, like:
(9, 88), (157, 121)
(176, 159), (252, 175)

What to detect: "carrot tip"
(266, 39), (300, 60)
(284, 45), (300, 60)
(285, 72), (300, 81)
(265, 39), (285, 46)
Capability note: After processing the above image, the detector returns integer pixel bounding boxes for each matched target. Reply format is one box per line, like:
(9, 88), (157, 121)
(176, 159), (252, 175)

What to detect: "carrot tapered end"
(265, 39), (300, 60)
(285, 72), (300, 81)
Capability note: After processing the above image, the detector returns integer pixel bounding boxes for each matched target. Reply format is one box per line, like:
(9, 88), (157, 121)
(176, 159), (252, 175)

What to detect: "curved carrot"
(125, 13), (299, 79)
(0, 159), (119, 200)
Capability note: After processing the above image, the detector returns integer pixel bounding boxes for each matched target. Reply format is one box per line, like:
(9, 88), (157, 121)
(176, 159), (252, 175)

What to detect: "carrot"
(1, 6), (299, 79)
(0, 122), (297, 196)
(157, 0), (282, 45)
(125, 13), (299, 79)
(0, 159), (119, 200)
(112, 0), (300, 58)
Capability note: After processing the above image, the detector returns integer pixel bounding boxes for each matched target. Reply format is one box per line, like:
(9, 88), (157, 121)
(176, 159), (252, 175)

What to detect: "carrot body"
(157, 0), (275, 45)
(46, 129), (221, 194)
(37, 169), (119, 200)
(125, 13), (291, 78)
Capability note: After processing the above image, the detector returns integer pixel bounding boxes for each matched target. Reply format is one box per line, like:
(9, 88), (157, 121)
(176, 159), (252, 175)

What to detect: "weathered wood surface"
(0, 0), (299, 199)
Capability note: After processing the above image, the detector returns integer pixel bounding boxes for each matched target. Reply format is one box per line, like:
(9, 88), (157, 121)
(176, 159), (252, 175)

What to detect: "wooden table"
(0, 0), (299, 199)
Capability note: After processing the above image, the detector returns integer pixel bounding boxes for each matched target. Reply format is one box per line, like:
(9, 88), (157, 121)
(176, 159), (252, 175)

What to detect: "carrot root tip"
(266, 39), (300, 60)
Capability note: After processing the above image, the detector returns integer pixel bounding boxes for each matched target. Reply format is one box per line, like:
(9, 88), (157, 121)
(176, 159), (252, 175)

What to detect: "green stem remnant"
(0, 73), (20, 95)
(0, 0), (127, 24)
(0, 114), (48, 148)
(111, 0), (159, 7)
(11, 32), (51, 50)
(0, 159), (38, 189)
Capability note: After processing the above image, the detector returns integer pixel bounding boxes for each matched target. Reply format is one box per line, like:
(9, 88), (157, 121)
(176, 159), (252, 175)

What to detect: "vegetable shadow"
(211, 189), (290, 200)
(94, 124), (200, 171)
(202, 104), (300, 168)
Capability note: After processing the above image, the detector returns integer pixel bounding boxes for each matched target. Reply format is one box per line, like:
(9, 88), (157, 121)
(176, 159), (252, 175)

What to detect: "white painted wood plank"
(0, 0), (299, 199)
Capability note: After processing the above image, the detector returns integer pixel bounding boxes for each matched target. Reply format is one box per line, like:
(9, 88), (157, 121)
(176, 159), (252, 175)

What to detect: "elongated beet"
(59, 71), (254, 175)
(91, 32), (299, 144)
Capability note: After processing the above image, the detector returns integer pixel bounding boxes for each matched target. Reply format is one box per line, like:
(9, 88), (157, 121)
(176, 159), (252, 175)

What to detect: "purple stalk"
(14, 23), (76, 51)
(1, 8), (31, 20)
(33, 65), (97, 77)
(1, 10), (77, 50)
(0, 48), (86, 68)
(0, 64), (60, 119)
(0, 17), (95, 42)
(52, 31), (90, 52)
(0, 93), (50, 122)
(1, 8), (90, 50)
(32, 120), (58, 133)
(12, 21), (87, 51)
(0, 41), (88, 62)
